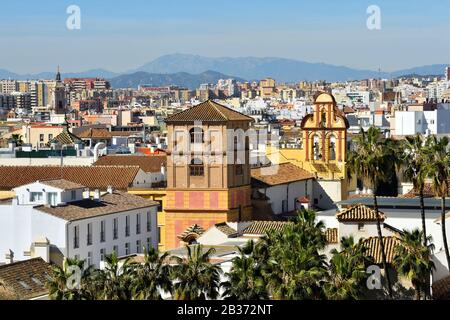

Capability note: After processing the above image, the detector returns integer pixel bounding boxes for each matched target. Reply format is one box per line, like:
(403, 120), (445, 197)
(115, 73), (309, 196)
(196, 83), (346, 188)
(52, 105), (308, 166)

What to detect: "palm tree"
(131, 247), (173, 300)
(46, 258), (94, 300)
(221, 245), (268, 300)
(427, 136), (450, 269)
(347, 127), (397, 298)
(172, 244), (222, 300)
(262, 210), (328, 299)
(393, 229), (435, 300)
(324, 236), (372, 300)
(402, 134), (431, 246)
(97, 252), (135, 300)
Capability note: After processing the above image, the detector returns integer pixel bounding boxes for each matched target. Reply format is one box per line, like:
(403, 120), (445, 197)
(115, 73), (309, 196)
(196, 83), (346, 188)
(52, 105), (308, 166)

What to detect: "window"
(236, 164), (243, 176)
(100, 220), (106, 243)
(158, 227), (161, 244)
(189, 158), (204, 176)
(358, 223), (365, 231)
(87, 252), (93, 266)
(87, 223), (92, 246)
(113, 218), (118, 240)
(30, 192), (43, 202)
(125, 243), (130, 255)
(73, 226), (79, 249)
(136, 213), (141, 235)
(48, 134), (53, 141)
(71, 190), (76, 200)
(147, 237), (152, 251)
(189, 127), (204, 144)
(113, 245), (118, 255)
(100, 249), (106, 262)
(74, 254), (80, 261)
(47, 192), (57, 206)
(125, 216), (130, 237)
(282, 200), (288, 213)
(136, 240), (141, 254)
(39, 134), (44, 142)
(146, 211), (152, 232)
(431, 119), (435, 124)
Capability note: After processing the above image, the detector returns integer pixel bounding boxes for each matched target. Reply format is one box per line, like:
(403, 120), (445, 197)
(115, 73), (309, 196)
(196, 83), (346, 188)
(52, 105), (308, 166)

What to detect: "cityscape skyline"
(1, 0), (450, 73)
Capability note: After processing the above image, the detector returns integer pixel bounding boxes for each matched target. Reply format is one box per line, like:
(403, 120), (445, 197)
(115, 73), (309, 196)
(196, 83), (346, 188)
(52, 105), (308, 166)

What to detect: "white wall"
(258, 179), (313, 215)
(0, 205), (67, 264)
(66, 206), (158, 268)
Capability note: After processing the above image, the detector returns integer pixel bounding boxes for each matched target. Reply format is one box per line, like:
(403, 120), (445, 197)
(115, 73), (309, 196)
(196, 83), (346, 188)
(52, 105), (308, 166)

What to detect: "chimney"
(5, 249), (14, 264)
(107, 186), (114, 194)
(84, 188), (90, 199)
(93, 189), (101, 201)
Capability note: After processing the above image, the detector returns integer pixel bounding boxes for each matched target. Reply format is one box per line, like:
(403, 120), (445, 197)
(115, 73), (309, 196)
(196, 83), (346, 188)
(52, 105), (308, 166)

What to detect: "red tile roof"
(0, 166), (140, 190)
(166, 100), (253, 123)
(94, 155), (166, 173)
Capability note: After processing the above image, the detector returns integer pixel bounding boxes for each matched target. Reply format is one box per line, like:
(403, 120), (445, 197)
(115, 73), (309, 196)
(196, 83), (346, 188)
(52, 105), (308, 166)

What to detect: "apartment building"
(0, 179), (159, 268)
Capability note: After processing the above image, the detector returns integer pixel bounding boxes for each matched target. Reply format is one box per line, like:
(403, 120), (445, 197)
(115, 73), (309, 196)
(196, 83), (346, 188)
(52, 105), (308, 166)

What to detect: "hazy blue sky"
(1, 0), (449, 73)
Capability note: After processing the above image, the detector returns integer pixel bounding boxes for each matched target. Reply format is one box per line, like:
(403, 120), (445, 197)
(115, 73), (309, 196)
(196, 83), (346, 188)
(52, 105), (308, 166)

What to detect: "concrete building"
(0, 179), (159, 268)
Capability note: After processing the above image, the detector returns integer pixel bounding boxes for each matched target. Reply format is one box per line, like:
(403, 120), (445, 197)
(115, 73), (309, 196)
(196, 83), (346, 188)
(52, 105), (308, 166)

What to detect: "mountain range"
(1, 54), (449, 88)
(109, 70), (245, 90)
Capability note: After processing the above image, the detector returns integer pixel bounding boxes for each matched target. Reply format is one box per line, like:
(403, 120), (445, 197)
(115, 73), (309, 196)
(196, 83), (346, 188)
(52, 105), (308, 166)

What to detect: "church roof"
(165, 100), (253, 123)
(48, 128), (83, 146)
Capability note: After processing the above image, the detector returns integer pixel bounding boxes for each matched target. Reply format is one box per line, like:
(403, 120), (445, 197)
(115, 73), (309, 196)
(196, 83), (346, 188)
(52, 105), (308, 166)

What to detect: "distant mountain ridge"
(0, 69), (119, 80)
(134, 54), (450, 83)
(1, 54), (449, 84)
(109, 70), (245, 90)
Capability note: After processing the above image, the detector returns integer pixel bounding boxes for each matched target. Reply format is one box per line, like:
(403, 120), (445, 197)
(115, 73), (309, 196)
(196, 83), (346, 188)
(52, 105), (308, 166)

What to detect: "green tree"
(172, 245), (222, 300)
(393, 229), (435, 300)
(347, 127), (396, 298)
(221, 243), (268, 300)
(131, 247), (173, 300)
(427, 136), (450, 269)
(324, 236), (372, 300)
(401, 134), (431, 246)
(262, 210), (327, 299)
(96, 252), (135, 300)
(46, 258), (95, 300)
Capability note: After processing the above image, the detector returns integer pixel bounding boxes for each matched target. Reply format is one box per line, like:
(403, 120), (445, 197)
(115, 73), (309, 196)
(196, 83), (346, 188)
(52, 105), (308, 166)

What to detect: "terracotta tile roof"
(215, 222), (238, 236)
(165, 100), (253, 123)
(433, 275), (450, 300)
(35, 191), (158, 222)
(401, 183), (436, 199)
(361, 236), (400, 264)
(242, 221), (291, 235)
(0, 258), (52, 300)
(336, 204), (385, 222)
(39, 179), (85, 190)
(94, 155), (166, 173)
(251, 163), (315, 186)
(325, 228), (339, 244)
(0, 166), (140, 190)
(78, 128), (112, 139)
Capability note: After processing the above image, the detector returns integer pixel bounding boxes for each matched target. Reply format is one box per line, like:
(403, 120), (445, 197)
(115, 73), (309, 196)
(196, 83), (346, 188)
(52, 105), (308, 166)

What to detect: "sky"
(1, 0), (449, 74)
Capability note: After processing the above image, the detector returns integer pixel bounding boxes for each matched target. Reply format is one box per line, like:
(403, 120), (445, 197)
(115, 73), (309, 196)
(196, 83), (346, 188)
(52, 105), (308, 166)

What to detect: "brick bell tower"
(164, 100), (254, 249)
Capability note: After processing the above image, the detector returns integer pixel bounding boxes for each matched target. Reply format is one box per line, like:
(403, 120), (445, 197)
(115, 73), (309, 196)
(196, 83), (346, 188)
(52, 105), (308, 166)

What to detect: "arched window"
(321, 110), (327, 128)
(329, 136), (336, 161)
(313, 135), (322, 160)
(190, 128), (204, 144)
(190, 158), (204, 176)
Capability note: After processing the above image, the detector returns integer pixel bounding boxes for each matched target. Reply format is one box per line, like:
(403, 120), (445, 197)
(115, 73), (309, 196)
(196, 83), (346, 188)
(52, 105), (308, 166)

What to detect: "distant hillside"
(109, 70), (245, 89)
(133, 53), (388, 82)
(0, 69), (119, 80)
(1, 55), (448, 83)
